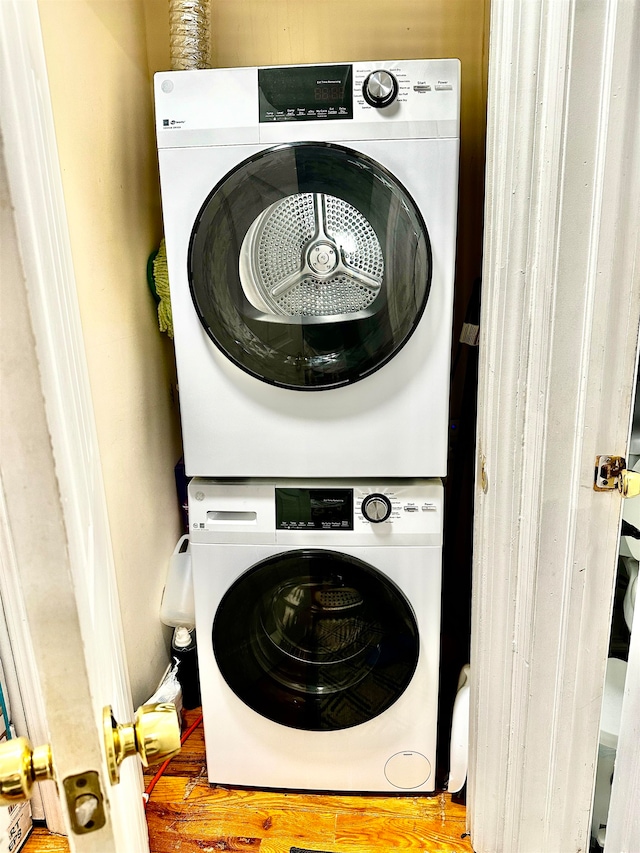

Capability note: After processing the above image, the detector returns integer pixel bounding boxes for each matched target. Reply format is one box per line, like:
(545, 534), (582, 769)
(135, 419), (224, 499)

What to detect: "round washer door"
(189, 142), (432, 390)
(212, 549), (420, 731)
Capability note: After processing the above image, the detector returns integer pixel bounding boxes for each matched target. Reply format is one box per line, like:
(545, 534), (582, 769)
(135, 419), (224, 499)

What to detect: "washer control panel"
(273, 485), (439, 530)
(187, 478), (442, 544)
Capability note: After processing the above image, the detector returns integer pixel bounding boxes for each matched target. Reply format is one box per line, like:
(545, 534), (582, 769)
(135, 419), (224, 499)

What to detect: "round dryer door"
(189, 142), (432, 390)
(212, 549), (420, 731)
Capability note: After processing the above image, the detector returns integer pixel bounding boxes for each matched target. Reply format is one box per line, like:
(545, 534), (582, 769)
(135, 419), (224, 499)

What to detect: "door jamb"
(469, 1), (640, 850)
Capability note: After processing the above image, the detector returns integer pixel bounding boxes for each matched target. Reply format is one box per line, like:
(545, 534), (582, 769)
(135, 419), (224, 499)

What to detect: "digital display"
(259, 65), (353, 123)
(314, 84), (346, 103)
(275, 488), (354, 530)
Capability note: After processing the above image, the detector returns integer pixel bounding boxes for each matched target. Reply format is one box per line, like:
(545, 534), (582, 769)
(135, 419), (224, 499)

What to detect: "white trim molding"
(602, 6), (640, 851)
(469, 1), (640, 852)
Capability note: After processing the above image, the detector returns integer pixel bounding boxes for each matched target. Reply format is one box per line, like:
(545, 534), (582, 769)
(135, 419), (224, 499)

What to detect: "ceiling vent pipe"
(169, 0), (210, 70)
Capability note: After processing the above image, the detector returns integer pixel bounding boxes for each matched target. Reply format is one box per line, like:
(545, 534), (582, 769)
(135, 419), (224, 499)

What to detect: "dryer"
(188, 477), (443, 793)
(155, 60), (460, 478)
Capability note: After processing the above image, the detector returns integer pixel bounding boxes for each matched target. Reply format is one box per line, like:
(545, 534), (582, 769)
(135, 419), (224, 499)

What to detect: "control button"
(413, 84), (432, 92)
(362, 70), (399, 108)
(435, 83), (453, 91)
(361, 493), (392, 523)
(403, 505), (419, 512)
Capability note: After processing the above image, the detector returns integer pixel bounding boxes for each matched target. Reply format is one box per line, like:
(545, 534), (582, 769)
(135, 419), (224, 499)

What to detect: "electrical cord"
(143, 712), (203, 807)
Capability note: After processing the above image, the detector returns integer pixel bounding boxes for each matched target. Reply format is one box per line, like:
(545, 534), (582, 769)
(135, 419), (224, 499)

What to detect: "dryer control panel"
(188, 478), (443, 547)
(155, 58), (460, 148)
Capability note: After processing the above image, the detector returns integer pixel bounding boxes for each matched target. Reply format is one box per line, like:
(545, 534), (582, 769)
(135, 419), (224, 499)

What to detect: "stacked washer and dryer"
(155, 59), (460, 793)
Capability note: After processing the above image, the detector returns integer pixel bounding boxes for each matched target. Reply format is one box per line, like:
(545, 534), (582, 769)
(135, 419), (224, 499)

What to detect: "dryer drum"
(239, 192), (384, 319)
(188, 142), (432, 390)
(212, 549), (420, 731)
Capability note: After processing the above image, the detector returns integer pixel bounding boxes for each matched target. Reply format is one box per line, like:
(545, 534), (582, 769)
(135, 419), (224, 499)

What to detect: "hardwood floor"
(22, 710), (472, 852)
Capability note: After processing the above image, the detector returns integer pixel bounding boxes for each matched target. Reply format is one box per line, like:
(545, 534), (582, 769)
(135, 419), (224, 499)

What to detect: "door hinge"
(594, 455), (640, 498)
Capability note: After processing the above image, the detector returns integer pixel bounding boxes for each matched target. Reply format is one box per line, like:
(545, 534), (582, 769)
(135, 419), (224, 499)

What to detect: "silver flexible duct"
(169, 0), (210, 70)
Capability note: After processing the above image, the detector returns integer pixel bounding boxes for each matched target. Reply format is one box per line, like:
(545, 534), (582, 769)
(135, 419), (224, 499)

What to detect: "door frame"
(0, 1), (149, 848)
(469, 0), (640, 851)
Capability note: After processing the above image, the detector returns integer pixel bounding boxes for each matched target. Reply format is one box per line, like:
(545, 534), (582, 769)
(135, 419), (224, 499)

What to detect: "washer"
(189, 477), (443, 793)
(155, 60), (460, 478)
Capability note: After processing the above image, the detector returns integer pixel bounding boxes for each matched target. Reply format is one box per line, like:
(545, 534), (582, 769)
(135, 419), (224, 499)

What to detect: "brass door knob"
(103, 702), (181, 784)
(0, 737), (54, 806)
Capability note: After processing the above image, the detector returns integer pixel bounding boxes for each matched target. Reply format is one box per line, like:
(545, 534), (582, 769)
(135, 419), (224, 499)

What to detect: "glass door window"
(212, 549), (421, 731)
(189, 143), (431, 390)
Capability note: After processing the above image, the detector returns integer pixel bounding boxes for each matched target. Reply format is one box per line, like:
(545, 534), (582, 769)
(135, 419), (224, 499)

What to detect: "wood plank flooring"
(21, 710), (472, 852)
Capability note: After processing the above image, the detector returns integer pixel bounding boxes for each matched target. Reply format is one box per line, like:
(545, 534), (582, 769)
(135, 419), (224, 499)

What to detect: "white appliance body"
(189, 478), (443, 793)
(155, 61), (460, 478)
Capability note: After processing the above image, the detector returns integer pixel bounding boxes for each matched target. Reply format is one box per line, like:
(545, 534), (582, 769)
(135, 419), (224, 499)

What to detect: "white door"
(0, 2), (153, 849)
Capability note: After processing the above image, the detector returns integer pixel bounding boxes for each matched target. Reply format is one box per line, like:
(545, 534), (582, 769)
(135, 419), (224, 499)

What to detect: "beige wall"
(35, 0), (488, 705)
(37, 0), (182, 707)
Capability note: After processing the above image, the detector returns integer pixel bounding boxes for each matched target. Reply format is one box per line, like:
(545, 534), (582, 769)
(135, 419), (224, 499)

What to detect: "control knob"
(362, 70), (399, 109)
(361, 493), (392, 523)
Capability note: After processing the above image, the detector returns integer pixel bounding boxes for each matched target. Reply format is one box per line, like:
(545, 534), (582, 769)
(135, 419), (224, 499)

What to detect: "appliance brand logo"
(162, 118), (185, 129)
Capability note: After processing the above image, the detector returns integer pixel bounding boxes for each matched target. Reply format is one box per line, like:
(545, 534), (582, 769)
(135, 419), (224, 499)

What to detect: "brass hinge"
(594, 456), (640, 498)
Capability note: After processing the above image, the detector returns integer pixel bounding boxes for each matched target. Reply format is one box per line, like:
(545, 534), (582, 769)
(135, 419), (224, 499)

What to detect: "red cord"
(143, 713), (203, 807)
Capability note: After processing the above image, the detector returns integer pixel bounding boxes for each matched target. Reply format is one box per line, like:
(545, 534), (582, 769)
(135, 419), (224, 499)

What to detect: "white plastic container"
(160, 535), (195, 627)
